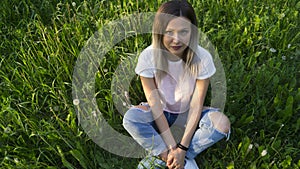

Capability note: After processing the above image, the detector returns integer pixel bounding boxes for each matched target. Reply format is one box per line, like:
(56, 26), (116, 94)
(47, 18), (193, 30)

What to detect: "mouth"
(171, 46), (182, 50)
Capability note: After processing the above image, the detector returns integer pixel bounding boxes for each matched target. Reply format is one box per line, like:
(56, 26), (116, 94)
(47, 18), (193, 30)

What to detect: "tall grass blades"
(0, 0), (299, 168)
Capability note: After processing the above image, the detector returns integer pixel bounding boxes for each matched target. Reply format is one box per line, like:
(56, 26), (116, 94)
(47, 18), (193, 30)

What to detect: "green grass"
(0, 0), (299, 168)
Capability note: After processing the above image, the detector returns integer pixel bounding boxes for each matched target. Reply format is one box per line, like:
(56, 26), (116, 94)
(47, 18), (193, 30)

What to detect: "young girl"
(123, 0), (231, 168)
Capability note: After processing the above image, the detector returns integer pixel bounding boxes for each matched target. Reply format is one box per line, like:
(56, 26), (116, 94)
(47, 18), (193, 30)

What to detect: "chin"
(171, 51), (184, 57)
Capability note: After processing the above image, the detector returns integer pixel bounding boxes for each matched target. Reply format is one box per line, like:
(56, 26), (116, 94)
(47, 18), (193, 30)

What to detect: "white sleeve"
(196, 46), (216, 79)
(135, 47), (155, 78)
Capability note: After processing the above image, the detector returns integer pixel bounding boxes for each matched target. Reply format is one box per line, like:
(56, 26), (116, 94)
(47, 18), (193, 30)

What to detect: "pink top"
(135, 45), (216, 114)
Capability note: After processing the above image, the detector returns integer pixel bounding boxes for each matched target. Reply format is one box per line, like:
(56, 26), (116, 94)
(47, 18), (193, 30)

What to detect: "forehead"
(165, 17), (191, 30)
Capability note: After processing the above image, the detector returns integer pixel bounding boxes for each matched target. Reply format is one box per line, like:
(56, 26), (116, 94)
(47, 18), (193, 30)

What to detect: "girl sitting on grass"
(123, 0), (231, 168)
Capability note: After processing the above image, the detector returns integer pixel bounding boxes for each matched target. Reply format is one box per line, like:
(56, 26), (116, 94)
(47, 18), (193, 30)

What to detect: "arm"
(140, 76), (177, 151)
(167, 78), (210, 168)
(180, 78), (210, 147)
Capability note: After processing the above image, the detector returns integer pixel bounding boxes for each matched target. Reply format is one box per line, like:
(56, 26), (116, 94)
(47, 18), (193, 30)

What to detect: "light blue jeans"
(123, 104), (230, 160)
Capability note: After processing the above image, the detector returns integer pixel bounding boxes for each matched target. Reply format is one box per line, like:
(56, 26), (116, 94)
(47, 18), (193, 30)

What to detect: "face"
(163, 17), (192, 58)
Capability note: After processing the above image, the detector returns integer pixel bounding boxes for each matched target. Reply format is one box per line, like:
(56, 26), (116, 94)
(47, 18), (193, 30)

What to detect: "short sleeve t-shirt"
(135, 45), (216, 114)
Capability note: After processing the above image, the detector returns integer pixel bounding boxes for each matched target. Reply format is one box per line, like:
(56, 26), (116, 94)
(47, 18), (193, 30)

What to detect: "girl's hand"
(167, 148), (186, 169)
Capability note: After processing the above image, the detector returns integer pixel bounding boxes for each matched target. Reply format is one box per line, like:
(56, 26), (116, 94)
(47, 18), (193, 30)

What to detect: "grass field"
(0, 0), (299, 168)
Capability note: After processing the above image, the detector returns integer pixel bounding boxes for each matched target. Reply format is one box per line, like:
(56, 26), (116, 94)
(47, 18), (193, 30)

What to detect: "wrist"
(177, 147), (187, 156)
(167, 144), (177, 154)
(177, 143), (189, 151)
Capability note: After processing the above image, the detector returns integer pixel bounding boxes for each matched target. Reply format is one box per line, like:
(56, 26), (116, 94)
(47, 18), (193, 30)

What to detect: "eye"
(180, 30), (189, 36)
(164, 31), (173, 36)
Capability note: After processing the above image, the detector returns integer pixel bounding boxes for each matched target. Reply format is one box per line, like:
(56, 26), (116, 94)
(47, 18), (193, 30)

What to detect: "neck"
(166, 53), (182, 61)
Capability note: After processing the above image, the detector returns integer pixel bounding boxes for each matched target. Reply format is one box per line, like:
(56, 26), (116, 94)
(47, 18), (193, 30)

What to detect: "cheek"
(183, 34), (191, 45)
(162, 36), (170, 46)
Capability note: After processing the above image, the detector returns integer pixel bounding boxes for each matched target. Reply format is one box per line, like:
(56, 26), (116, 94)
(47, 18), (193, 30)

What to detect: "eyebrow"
(165, 27), (190, 31)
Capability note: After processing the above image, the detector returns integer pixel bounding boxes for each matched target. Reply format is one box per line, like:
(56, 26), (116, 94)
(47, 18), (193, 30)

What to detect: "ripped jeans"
(123, 105), (230, 159)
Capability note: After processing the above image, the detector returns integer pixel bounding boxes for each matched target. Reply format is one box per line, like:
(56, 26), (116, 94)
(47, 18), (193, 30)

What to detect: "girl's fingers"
(167, 157), (173, 166)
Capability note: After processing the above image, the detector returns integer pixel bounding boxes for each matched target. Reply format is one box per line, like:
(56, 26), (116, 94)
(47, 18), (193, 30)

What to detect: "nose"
(172, 33), (180, 43)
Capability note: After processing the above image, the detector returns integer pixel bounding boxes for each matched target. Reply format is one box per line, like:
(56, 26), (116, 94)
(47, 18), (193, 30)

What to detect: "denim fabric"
(123, 105), (230, 160)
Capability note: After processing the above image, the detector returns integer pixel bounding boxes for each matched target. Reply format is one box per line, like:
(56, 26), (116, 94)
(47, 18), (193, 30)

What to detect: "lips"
(171, 46), (182, 50)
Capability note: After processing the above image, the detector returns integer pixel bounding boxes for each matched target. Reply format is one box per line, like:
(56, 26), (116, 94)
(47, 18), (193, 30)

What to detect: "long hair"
(152, 0), (199, 77)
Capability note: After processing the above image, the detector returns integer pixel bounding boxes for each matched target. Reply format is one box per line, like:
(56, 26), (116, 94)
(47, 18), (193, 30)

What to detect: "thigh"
(173, 107), (220, 128)
(125, 103), (178, 130)
(123, 104), (153, 124)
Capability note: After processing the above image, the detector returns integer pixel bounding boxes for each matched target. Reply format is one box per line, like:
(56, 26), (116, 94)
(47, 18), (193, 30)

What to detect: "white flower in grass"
(123, 102), (127, 106)
(282, 55), (286, 60)
(103, 69), (108, 73)
(248, 144), (253, 150)
(261, 149), (267, 157)
(91, 111), (97, 117)
(72, 2), (76, 7)
(270, 48), (277, 53)
(73, 99), (80, 105)
(288, 44), (291, 49)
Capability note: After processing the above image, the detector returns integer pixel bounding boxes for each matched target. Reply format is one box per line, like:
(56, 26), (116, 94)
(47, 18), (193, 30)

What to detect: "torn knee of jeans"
(208, 112), (231, 134)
